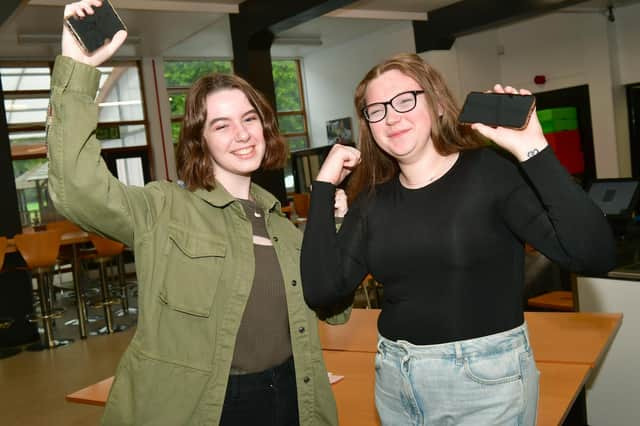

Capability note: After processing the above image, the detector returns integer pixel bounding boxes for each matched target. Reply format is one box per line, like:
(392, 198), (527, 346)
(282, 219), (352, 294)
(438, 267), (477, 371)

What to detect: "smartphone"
(64, 0), (126, 53)
(458, 92), (536, 129)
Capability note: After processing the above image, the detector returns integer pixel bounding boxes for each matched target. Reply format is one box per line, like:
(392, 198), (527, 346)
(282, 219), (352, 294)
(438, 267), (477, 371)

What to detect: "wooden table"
(65, 376), (114, 406)
(318, 309), (623, 368)
(66, 354), (591, 426)
(537, 362), (591, 426)
(525, 311), (622, 367)
(6, 230), (89, 253)
(319, 308), (379, 352)
(528, 290), (574, 311)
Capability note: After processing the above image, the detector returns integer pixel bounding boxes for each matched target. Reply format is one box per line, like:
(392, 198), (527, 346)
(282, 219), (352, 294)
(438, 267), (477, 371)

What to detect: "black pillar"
(0, 74), (39, 347)
(229, 0), (358, 204)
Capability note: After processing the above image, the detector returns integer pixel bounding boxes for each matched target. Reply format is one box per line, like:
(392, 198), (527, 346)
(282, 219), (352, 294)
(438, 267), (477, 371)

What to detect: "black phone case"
(458, 92), (536, 130)
(64, 0), (126, 53)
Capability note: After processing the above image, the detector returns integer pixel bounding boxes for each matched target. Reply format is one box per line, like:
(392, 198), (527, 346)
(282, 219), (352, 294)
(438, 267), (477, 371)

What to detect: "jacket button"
(303, 376), (310, 383)
(298, 326), (305, 333)
(291, 280), (297, 286)
(273, 236), (279, 242)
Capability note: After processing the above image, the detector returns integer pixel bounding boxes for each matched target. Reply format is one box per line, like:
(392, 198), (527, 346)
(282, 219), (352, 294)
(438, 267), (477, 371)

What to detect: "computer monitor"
(587, 177), (640, 224)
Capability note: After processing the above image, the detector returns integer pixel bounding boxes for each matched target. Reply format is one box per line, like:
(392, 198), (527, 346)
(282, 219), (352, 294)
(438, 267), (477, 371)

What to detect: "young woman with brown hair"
(48, 2), (345, 424)
(301, 53), (616, 425)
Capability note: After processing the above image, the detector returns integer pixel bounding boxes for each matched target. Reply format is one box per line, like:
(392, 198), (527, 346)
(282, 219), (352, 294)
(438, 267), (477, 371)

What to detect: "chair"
(292, 192), (310, 227)
(87, 233), (128, 334)
(46, 220), (98, 338)
(14, 230), (74, 350)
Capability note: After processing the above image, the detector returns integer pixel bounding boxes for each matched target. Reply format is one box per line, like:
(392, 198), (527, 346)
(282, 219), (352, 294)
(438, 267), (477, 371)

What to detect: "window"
(2, 61), (151, 227)
(164, 59), (233, 145)
(164, 58), (309, 192)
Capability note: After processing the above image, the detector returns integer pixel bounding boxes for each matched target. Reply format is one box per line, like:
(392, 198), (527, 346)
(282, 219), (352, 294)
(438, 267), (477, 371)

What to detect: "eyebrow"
(207, 108), (259, 127)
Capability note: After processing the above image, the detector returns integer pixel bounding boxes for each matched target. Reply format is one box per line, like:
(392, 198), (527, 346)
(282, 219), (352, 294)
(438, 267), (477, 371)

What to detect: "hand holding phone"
(61, 0), (127, 67)
(458, 92), (536, 130)
(64, 0), (126, 53)
(461, 85), (548, 162)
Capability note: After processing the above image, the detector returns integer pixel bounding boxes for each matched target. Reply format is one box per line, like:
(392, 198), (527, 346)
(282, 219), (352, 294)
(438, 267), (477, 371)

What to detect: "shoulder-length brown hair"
(347, 53), (485, 200)
(176, 73), (287, 191)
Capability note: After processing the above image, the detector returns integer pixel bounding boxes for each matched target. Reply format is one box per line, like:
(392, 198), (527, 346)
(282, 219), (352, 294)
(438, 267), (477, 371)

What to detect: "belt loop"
(454, 342), (462, 359)
(522, 323), (531, 350)
(377, 335), (385, 354)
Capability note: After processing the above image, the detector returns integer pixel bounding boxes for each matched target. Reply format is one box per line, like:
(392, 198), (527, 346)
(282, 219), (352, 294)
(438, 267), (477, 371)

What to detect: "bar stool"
(0, 237), (23, 359)
(47, 219), (99, 338)
(87, 233), (127, 334)
(14, 230), (74, 350)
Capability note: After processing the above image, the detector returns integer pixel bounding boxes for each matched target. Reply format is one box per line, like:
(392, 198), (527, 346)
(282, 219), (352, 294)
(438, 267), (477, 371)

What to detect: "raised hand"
(471, 84), (548, 162)
(334, 189), (348, 218)
(62, 0), (127, 67)
(315, 144), (361, 186)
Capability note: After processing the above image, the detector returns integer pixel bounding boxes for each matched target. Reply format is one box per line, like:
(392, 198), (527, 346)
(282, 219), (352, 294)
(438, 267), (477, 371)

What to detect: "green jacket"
(47, 56), (345, 426)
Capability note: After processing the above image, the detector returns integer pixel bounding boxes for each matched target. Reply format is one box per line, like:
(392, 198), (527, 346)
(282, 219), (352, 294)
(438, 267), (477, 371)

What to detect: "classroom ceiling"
(0, 0), (637, 59)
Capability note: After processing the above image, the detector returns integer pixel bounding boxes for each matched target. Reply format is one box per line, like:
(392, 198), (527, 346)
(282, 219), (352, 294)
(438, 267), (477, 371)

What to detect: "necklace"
(400, 152), (459, 189)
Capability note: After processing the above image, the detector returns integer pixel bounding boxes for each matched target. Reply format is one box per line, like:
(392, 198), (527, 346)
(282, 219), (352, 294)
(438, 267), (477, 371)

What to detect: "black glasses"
(362, 90), (425, 123)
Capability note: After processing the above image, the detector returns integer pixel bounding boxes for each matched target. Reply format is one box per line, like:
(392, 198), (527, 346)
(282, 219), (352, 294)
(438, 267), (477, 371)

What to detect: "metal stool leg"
(90, 258), (127, 335)
(26, 269), (73, 351)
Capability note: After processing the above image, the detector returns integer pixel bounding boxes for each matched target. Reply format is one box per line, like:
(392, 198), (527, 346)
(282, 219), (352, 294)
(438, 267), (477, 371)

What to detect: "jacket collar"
(190, 180), (282, 214)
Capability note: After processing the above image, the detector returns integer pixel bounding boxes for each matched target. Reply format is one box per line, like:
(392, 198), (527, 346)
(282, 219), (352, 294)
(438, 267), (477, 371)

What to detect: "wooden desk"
(525, 311), (622, 367)
(323, 350), (379, 425)
(65, 355), (591, 426)
(6, 230), (89, 254)
(537, 362), (591, 426)
(319, 308), (379, 352)
(528, 290), (574, 311)
(319, 309), (623, 368)
(65, 376), (113, 406)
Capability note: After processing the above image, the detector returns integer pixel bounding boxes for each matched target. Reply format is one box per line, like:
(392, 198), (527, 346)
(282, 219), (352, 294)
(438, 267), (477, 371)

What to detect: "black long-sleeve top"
(301, 147), (616, 345)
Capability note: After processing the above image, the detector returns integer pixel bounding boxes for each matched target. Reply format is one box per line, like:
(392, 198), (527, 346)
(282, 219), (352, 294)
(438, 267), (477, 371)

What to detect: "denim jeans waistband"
(377, 322), (531, 359)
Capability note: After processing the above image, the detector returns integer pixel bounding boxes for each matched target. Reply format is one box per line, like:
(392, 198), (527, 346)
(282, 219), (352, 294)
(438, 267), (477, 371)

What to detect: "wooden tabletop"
(323, 350), (380, 425)
(319, 308), (380, 353)
(65, 376), (113, 406)
(318, 309), (623, 368)
(5, 230), (89, 254)
(537, 362), (591, 426)
(524, 311), (622, 367)
(527, 291), (574, 311)
(65, 353), (592, 426)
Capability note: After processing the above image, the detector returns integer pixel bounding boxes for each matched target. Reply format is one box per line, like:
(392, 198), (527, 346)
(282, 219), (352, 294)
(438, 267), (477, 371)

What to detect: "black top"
(301, 147), (616, 345)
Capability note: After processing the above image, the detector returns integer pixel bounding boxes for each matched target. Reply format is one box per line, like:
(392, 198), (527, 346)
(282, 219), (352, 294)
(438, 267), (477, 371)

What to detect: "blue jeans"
(375, 323), (539, 426)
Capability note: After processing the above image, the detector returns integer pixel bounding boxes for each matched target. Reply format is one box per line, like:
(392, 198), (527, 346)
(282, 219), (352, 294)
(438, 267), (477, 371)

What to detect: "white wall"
(302, 22), (415, 148)
(414, 5), (640, 178)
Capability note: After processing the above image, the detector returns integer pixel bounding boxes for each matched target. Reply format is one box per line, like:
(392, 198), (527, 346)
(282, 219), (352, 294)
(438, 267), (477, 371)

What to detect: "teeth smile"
(235, 147), (254, 155)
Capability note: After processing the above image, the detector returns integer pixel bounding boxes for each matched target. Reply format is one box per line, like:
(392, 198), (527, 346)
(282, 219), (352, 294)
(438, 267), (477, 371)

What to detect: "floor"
(0, 263), (378, 426)
(0, 269), (137, 426)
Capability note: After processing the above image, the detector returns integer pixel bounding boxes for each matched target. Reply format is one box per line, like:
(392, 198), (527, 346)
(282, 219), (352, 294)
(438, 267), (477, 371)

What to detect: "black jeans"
(220, 357), (299, 426)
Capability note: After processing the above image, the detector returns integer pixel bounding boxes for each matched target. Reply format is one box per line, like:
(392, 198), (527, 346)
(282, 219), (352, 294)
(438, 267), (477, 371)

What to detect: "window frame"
(2, 59), (153, 226)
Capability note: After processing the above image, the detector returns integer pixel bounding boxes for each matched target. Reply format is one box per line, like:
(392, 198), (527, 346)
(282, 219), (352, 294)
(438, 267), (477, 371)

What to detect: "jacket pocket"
(159, 224), (227, 317)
